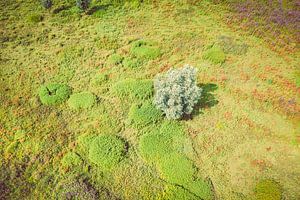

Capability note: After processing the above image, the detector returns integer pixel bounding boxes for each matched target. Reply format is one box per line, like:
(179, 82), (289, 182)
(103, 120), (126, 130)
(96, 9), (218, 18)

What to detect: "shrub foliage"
(154, 65), (202, 119)
(41, 0), (52, 9)
(67, 92), (96, 110)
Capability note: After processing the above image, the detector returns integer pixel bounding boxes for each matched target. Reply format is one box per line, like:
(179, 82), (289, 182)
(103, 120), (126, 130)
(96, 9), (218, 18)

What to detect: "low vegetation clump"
(161, 184), (199, 200)
(154, 65), (202, 119)
(61, 152), (82, 168)
(91, 73), (109, 86)
(112, 79), (153, 100)
(123, 57), (140, 68)
(130, 40), (161, 60)
(128, 101), (163, 128)
(254, 179), (282, 200)
(203, 45), (226, 64)
(27, 14), (43, 24)
(88, 135), (126, 170)
(217, 35), (248, 55)
(108, 53), (123, 66)
(38, 83), (72, 106)
(67, 92), (96, 110)
(40, 0), (52, 9)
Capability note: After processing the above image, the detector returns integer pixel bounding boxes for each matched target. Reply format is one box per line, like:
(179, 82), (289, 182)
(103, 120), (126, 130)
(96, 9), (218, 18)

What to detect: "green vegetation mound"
(108, 53), (123, 66)
(128, 102), (162, 128)
(38, 83), (72, 106)
(203, 45), (226, 64)
(254, 179), (282, 200)
(61, 152), (82, 168)
(123, 57), (140, 68)
(88, 135), (126, 170)
(67, 92), (96, 110)
(130, 40), (161, 60)
(27, 14), (43, 23)
(112, 79), (153, 100)
(161, 184), (199, 200)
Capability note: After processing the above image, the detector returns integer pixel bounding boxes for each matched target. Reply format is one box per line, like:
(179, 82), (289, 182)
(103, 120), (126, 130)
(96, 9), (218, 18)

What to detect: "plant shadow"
(86, 5), (111, 15)
(183, 83), (219, 120)
(52, 5), (72, 14)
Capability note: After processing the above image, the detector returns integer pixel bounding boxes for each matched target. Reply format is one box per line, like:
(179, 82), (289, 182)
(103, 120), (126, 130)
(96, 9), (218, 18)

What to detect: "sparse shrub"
(108, 53), (123, 66)
(67, 92), (96, 110)
(153, 65), (202, 120)
(76, 0), (91, 10)
(61, 152), (82, 168)
(130, 40), (161, 60)
(41, 0), (52, 9)
(112, 79), (153, 100)
(128, 101), (163, 128)
(88, 135), (126, 170)
(38, 83), (72, 106)
(27, 14), (43, 23)
(203, 45), (226, 64)
(254, 179), (282, 200)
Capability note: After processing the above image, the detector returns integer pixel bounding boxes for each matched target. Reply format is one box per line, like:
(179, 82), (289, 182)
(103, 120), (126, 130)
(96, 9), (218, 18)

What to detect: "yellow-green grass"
(0, 0), (299, 199)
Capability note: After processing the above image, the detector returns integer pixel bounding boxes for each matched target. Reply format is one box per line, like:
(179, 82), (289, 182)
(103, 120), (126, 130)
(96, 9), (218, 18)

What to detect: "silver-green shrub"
(154, 65), (202, 120)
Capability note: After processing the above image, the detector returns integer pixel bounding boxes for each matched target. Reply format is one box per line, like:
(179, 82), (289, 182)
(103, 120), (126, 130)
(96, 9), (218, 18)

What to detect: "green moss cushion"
(128, 102), (162, 128)
(61, 152), (82, 168)
(112, 79), (153, 100)
(38, 83), (72, 106)
(203, 45), (226, 64)
(254, 179), (282, 200)
(130, 40), (161, 60)
(88, 135), (126, 170)
(67, 92), (96, 110)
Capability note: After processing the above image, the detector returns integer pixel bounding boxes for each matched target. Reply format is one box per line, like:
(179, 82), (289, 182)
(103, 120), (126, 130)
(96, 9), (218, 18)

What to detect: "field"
(0, 0), (299, 199)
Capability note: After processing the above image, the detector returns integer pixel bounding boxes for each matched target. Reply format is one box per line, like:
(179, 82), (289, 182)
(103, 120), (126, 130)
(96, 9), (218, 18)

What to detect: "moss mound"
(108, 53), (123, 66)
(38, 83), (72, 106)
(61, 152), (82, 168)
(112, 79), (153, 100)
(130, 40), (161, 60)
(157, 153), (196, 185)
(91, 73), (109, 86)
(161, 184), (199, 200)
(88, 135), (126, 170)
(27, 14), (43, 23)
(123, 57), (140, 68)
(128, 102), (162, 128)
(67, 92), (96, 110)
(254, 179), (282, 200)
(203, 45), (226, 64)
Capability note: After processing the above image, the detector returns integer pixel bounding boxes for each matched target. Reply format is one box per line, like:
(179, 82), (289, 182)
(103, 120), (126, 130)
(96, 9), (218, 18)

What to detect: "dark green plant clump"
(27, 14), (44, 23)
(76, 0), (91, 10)
(38, 83), (72, 106)
(112, 79), (153, 100)
(130, 40), (161, 60)
(203, 45), (226, 64)
(254, 179), (282, 200)
(67, 92), (96, 110)
(41, 0), (52, 9)
(128, 101), (163, 128)
(88, 135), (126, 170)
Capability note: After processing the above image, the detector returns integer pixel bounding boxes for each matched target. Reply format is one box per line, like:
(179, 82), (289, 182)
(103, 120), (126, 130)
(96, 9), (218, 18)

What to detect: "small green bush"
(112, 79), (153, 100)
(128, 102), (163, 128)
(130, 40), (161, 60)
(88, 135), (126, 170)
(154, 65), (202, 119)
(76, 0), (90, 10)
(61, 152), (82, 168)
(203, 45), (225, 64)
(67, 92), (96, 110)
(108, 53), (123, 66)
(38, 83), (72, 106)
(91, 73), (109, 86)
(27, 14), (43, 23)
(41, 0), (52, 9)
(254, 179), (282, 200)
(157, 153), (196, 185)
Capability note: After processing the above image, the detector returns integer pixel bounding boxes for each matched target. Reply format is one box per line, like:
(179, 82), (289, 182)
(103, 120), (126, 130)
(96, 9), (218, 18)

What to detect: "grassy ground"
(0, 0), (299, 199)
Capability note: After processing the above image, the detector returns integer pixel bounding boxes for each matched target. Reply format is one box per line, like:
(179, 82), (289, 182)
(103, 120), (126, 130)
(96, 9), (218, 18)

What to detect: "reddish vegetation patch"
(251, 159), (272, 172)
